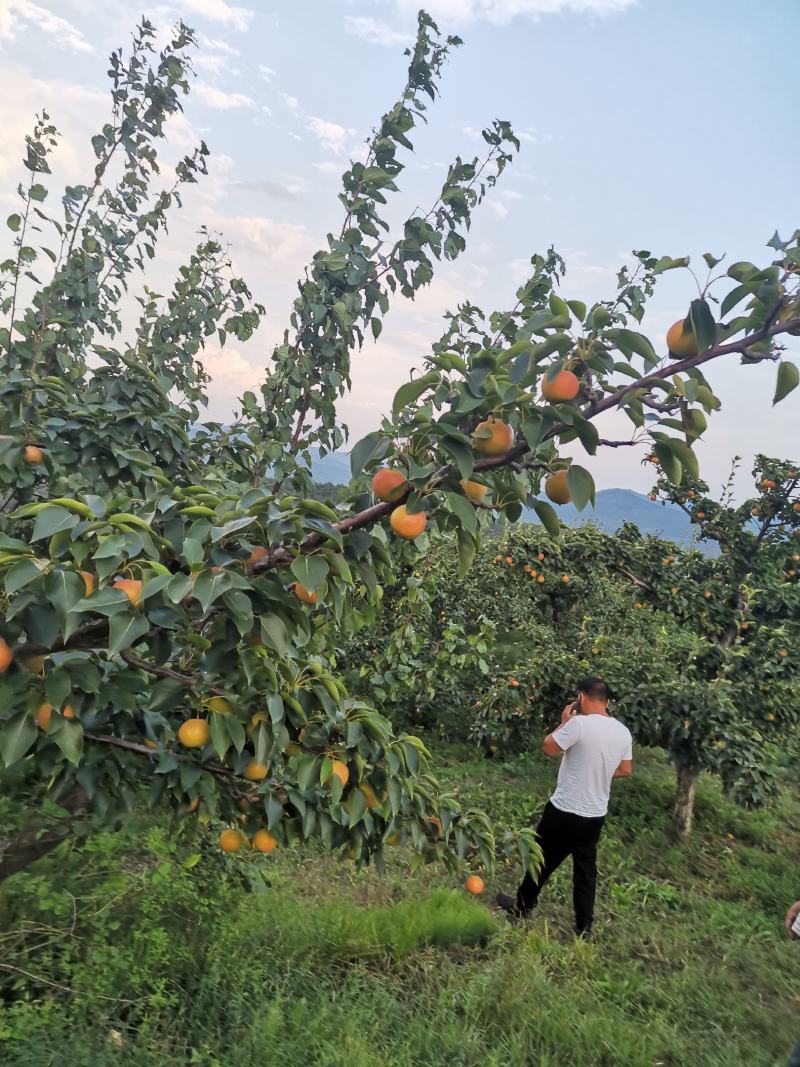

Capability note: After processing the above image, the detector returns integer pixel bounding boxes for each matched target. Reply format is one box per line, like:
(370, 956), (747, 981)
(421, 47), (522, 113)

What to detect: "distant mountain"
(307, 450), (707, 551)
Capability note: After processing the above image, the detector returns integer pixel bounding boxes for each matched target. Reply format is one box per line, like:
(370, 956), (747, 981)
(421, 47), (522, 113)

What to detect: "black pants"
(516, 800), (606, 932)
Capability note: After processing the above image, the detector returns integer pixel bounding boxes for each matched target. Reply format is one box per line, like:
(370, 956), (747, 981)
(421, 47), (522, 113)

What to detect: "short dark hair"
(578, 677), (612, 701)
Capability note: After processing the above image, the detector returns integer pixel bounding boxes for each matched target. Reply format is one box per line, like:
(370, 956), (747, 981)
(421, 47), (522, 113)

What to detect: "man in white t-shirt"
(496, 677), (633, 939)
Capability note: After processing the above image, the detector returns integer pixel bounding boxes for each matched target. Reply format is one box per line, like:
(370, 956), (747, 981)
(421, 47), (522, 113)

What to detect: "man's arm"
(542, 733), (564, 758)
(612, 759), (633, 778)
(542, 704), (580, 758)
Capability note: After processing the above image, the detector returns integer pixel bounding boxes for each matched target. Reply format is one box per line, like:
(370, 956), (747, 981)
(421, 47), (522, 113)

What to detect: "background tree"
(0, 13), (799, 881)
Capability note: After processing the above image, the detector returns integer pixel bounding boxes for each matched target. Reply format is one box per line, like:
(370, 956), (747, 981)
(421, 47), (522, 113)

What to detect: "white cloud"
(198, 34), (238, 55)
(313, 161), (342, 175)
(502, 189), (523, 201)
(279, 92), (300, 112)
(394, 0), (634, 24)
(198, 345), (263, 420)
(343, 15), (412, 46)
(307, 116), (356, 155)
(0, 1), (93, 53)
(194, 84), (256, 110)
(487, 200), (508, 219)
(258, 64), (276, 83)
(178, 0), (254, 31)
(461, 126), (481, 140)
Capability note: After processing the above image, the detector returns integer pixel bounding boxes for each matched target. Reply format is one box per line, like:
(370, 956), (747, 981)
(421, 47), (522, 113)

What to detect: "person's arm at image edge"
(785, 899), (800, 938)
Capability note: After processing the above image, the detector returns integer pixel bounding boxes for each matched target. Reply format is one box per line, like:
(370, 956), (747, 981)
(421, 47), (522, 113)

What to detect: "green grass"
(1, 743), (798, 1066)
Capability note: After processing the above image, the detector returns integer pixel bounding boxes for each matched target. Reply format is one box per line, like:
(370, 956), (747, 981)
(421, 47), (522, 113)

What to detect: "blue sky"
(1, 0), (798, 496)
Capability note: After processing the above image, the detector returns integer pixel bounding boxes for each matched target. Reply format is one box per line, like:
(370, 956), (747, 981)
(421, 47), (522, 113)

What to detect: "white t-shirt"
(549, 713), (633, 818)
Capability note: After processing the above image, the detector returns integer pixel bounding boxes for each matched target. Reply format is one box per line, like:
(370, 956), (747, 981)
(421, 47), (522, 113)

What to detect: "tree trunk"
(0, 788), (88, 885)
(674, 763), (700, 839)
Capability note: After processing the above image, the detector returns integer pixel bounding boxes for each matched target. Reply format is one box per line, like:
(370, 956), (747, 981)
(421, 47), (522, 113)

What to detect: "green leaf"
(193, 569), (232, 614)
(210, 713), (230, 760)
(6, 213), (22, 232)
(260, 614), (289, 656)
(45, 671), (71, 709)
(31, 506), (78, 542)
(604, 328), (657, 366)
(349, 431), (387, 478)
(566, 465), (595, 512)
(441, 438), (474, 480)
(107, 612), (149, 655)
(210, 516), (256, 543)
(568, 413), (599, 456)
(445, 491), (477, 536)
(689, 298), (716, 353)
(522, 414), (545, 450)
(221, 590), (254, 636)
(73, 587), (128, 616)
(391, 371), (439, 415)
(720, 282), (755, 318)
(4, 558), (47, 595)
(456, 528), (476, 578)
(52, 719), (83, 766)
(45, 569), (85, 636)
(0, 711), (36, 767)
(291, 555), (329, 592)
(773, 361), (799, 405)
(531, 500), (561, 538)
(182, 537), (204, 568)
(653, 442), (682, 483)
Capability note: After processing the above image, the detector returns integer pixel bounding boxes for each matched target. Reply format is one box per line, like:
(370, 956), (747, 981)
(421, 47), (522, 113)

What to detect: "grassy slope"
(1, 744), (798, 1067)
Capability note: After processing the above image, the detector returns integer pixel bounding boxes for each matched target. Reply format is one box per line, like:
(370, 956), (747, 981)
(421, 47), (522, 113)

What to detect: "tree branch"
(119, 650), (228, 696)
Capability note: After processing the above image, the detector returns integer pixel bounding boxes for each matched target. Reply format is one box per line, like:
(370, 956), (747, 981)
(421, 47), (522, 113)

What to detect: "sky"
(0, 0), (798, 497)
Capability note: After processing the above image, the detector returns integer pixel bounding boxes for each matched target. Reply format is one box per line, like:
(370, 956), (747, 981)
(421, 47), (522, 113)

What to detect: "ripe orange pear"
(35, 703), (53, 730)
(459, 479), (487, 504)
(473, 417), (513, 456)
(371, 468), (407, 502)
(390, 505), (427, 540)
(544, 470), (571, 505)
(465, 875), (484, 895)
(294, 582), (317, 605)
(113, 578), (142, 606)
(0, 638), (13, 674)
(243, 759), (269, 782)
(79, 571), (95, 596)
(252, 828), (278, 853)
(23, 444), (43, 465)
(246, 546), (269, 568)
(666, 318), (699, 358)
(178, 718), (211, 748)
(219, 829), (243, 853)
(541, 369), (580, 403)
(331, 759), (349, 786)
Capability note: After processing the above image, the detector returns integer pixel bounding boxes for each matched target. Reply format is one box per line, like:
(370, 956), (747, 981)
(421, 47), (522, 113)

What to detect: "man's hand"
(560, 702), (577, 726)
(785, 900), (800, 939)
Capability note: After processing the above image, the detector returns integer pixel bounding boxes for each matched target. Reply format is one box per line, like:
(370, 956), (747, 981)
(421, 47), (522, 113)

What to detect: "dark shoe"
(495, 892), (529, 921)
(575, 926), (593, 941)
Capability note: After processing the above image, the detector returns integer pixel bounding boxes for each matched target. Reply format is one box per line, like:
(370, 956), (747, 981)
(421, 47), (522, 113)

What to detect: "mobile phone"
(792, 912), (800, 938)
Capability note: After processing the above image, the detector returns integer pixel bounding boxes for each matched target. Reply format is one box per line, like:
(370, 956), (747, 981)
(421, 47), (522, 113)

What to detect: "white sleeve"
(622, 729), (633, 761)
(552, 716), (581, 751)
